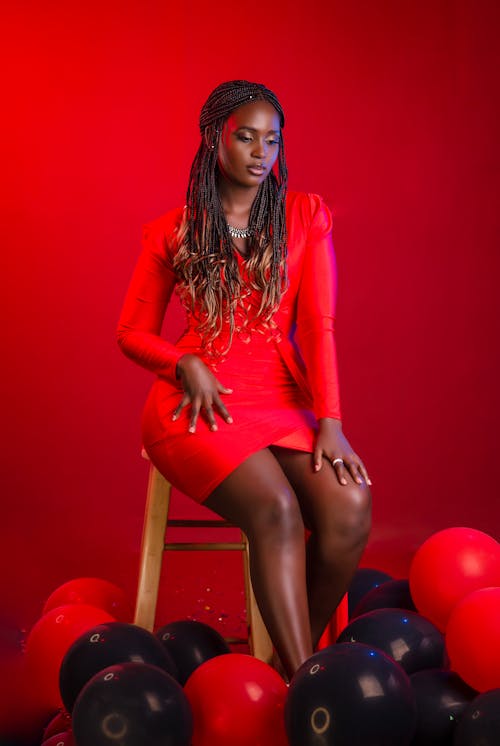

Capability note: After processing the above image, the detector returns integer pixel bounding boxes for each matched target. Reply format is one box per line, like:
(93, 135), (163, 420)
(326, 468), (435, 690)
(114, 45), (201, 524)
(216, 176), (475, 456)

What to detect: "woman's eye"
(236, 134), (279, 145)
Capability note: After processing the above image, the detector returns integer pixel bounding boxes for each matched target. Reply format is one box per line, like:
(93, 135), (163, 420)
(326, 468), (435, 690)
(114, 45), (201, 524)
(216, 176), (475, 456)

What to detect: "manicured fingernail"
(188, 426), (195, 433)
(211, 425), (218, 431)
(314, 464), (320, 472)
(341, 478), (347, 485)
(172, 414), (177, 421)
(368, 479), (373, 485)
(227, 416), (233, 423)
(356, 478), (362, 484)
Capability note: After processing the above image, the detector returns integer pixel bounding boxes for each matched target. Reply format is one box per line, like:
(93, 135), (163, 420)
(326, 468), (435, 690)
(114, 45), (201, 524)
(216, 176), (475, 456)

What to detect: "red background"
(2, 0), (499, 632)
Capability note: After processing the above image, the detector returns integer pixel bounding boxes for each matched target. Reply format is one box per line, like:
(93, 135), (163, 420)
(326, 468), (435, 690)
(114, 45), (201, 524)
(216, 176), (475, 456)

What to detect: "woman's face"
(216, 100), (281, 189)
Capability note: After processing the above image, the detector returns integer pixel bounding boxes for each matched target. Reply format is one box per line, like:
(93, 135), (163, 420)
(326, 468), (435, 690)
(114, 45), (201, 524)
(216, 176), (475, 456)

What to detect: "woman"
(117, 79), (372, 679)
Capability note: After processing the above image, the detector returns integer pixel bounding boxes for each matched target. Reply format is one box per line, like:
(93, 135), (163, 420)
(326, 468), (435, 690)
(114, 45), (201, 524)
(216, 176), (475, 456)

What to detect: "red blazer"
(117, 191), (341, 421)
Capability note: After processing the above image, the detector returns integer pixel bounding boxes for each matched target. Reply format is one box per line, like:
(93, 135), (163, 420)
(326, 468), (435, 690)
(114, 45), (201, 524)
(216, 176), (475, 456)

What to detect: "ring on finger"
(331, 457), (344, 467)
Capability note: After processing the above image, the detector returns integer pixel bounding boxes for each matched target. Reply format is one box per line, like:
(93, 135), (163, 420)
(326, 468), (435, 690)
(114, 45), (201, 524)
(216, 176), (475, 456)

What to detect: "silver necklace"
(227, 224), (252, 239)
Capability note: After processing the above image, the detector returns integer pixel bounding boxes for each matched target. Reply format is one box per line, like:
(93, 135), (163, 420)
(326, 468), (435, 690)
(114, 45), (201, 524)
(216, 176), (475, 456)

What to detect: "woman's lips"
(247, 165), (266, 176)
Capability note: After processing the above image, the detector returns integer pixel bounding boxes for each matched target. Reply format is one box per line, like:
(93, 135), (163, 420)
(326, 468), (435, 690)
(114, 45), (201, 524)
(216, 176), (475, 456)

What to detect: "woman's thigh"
(269, 447), (372, 536)
(204, 448), (304, 540)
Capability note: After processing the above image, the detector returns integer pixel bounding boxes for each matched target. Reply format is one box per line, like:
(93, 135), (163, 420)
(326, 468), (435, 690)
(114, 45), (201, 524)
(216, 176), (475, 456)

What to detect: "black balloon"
(352, 579), (417, 618)
(72, 662), (192, 746)
(337, 608), (445, 674)
(410, 669), (476, 745)
(285, 643), (416, 746)
(453, 689), (500, 746)
(348, 568), (393, 618)
(59, 622), (177, 712)
(155, 619), (230, 685)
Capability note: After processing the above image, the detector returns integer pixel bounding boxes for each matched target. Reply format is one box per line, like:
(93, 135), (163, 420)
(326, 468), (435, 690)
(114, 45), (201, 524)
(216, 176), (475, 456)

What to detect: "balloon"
(348, 568), (393, 617)
(43, 734), (75, 746)
(43, 578), (132, 622)
(156, 619), (230, 685)
(285, 643), (416, 745)
(454, 688), (500, 746)
(446, 586), (500, 691)
(59, 621), (177, 712)
(184, 653), (288, 746)
(42, 710), (73, 741)
(351, 578), (417, 618)
(72, 662), (192, 746)
(409, 527), (500, 631)
(409, 669), (476, 745)
(24, 604), (115, 710)
(337, 608), (444, 674)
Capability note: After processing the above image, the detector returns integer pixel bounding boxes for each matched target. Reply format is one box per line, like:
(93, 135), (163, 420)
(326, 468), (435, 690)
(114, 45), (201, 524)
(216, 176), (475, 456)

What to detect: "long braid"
(173, 80), (288, 352)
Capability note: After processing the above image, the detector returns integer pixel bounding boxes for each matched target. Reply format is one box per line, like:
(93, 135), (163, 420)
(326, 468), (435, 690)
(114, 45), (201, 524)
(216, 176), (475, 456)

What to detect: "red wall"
(2, 0), (499, 628)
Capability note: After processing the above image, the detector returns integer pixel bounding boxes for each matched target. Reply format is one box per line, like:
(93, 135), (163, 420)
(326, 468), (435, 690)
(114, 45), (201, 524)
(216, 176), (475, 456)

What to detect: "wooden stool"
(134, 461), (349, 662)
(134, 462), (273, 662)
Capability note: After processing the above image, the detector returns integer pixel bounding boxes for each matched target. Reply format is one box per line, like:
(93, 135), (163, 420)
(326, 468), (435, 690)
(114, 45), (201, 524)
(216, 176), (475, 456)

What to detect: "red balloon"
(43, 733), (75, 746)
(184, 653), (288, 746)
(446, 587), (500, 692)
(409, 527), (500, 631)
(42, 709), (73, 741)
(25, 604), (115, 710)
(43, 577), (132, 622)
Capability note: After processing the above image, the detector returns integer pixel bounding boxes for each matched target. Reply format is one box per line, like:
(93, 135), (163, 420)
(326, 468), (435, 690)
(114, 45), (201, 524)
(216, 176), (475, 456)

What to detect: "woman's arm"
(295, 194), (341, 421)
(116, 221), (184, 384)
(117, 216), (234, 431)
(295, 194), (371, 484)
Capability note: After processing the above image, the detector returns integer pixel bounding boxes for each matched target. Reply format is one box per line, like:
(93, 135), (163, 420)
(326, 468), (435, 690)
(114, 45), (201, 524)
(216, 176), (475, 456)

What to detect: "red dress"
(117, 192), (341, 503)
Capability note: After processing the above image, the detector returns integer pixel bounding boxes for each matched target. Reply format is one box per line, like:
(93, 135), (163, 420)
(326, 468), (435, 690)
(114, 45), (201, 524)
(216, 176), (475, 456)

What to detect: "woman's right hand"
(172, 353), (233, 433)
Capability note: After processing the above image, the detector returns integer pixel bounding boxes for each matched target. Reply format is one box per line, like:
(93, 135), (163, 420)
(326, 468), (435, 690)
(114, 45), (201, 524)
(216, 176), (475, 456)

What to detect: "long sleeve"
(116, 214), (184, 384)
(295, 194), (342, 420)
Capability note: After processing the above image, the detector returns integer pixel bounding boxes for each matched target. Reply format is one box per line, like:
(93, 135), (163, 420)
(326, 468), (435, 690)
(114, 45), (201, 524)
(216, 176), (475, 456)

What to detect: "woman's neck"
(218, 180), (258, 225)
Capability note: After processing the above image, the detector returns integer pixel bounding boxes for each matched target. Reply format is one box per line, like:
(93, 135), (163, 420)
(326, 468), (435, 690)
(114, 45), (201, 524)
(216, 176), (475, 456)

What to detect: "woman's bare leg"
(204, 448), (313, 678)
(270, 447), (372, 649)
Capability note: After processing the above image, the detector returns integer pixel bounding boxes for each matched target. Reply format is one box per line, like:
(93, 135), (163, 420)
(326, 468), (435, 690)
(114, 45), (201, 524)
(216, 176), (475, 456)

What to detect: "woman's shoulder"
(141, 206), (186, 263)
(143, 205), (186, 238)
(135, 206), (186, 270)
(286, 191), (333, 234)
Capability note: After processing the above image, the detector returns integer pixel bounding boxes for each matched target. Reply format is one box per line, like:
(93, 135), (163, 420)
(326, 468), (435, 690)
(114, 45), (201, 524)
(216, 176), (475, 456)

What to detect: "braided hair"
(173, 80), (288, 353)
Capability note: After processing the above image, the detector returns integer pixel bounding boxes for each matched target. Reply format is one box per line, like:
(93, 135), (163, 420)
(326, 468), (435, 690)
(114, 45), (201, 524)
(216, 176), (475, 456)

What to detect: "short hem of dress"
(195, 440), (313, 504)
(144, 423), (315, 505)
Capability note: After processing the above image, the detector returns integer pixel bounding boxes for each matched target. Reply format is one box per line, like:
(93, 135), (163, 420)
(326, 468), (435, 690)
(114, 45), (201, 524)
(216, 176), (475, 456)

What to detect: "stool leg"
(134, 465), (171, 631)
(241, 532), (273, 663)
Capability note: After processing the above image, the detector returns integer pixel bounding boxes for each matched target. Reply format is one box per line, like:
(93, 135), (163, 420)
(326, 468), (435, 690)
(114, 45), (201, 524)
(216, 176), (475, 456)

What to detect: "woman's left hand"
(314, 417), (372, 486)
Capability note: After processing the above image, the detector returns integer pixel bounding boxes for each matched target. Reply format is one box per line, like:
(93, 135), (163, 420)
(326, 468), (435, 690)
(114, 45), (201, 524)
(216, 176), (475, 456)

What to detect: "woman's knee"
(347, 480), (371, 517)
(341, 481), (371, 535)
(319, 482), (372, 550)
(249, 488), (304, 541)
